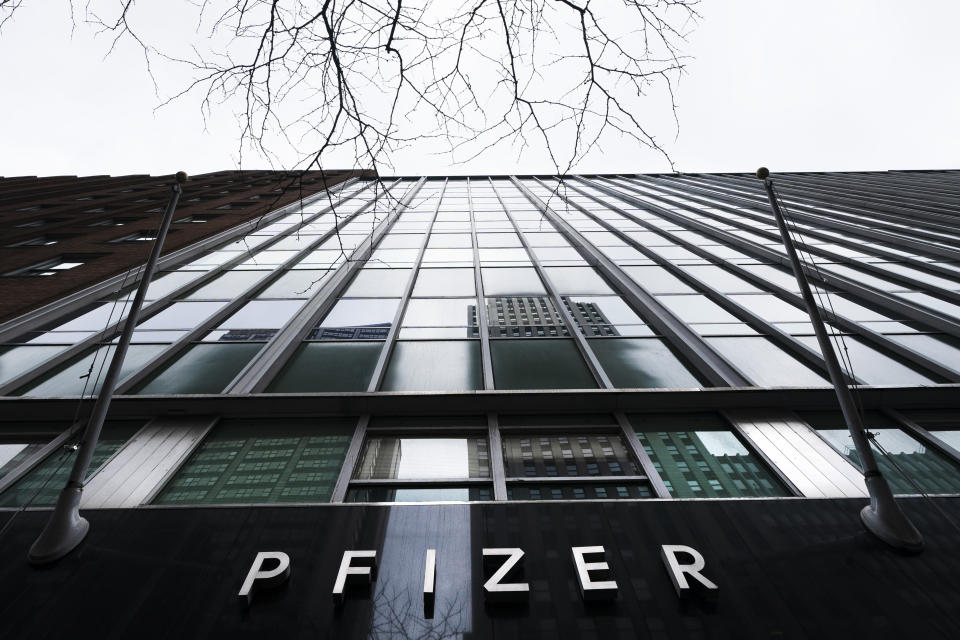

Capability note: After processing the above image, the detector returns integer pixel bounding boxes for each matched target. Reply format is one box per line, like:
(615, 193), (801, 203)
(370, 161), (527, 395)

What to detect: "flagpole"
(28, 171), (187, 565)
(756, 167), (922, 552)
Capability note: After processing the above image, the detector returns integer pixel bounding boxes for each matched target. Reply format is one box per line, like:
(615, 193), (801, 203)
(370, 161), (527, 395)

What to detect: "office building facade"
(1, 171), (959, 638)
(0, 169), (363, 322)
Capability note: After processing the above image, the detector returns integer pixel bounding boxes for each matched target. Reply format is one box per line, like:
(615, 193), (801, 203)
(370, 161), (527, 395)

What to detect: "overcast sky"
(1, 1), (958, 178)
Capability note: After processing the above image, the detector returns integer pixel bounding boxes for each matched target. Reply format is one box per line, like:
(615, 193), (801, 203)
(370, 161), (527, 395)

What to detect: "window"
(631, 413), (788, 498)
(154, 419), (353, 504)
(311, 298), (399, 340)
(4, 256), (90, 277)
(501, 433), (652, 500)
(268, 342), (381, 392)
(175, 214), (220, 224)
(109, 231), (162, 243)
(590, 338), (702, 388)
(134, 343), (263, 394)
(381, 341), (482, 391)
(347, 435), (492, 503)
(0, 421), (143, 507)
(804, 411), (960, 495)
(89, 218), (137, 227)
(7, 235), (76, 247)
(16, 344), (166, 397)
(355, 437), (490, 479)
(706, 336), (829, 387)
(491, 340), (597, 389)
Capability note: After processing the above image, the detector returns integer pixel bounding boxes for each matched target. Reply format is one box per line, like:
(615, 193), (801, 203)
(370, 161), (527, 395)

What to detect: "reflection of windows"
(155, 419), (353, 504)
(502, 433), (651, 500)
(0, 421), (143, 507)
(310, 298), (399, 340)
(630, 413), (787, 498)
(482, 297), (568, 338)
(803, 411), (960, 496)
(355, 437), (490, 479)
(507, 484), (651, 500)
(348, 435), (492, 503)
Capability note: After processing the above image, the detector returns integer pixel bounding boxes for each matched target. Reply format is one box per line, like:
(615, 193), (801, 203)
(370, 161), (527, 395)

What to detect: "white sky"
(1, 1), (958, 177)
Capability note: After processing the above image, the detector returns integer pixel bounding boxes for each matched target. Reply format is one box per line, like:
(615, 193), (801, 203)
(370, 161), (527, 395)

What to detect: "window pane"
(681, 265), (762, 293)
(268, 342), (381, 392)
(0, 345), (65, 387)
(502, 434), (639, 477)
(564, 296), (652, 337)
(138, 301), (227, 330)
(658, 294), (740, 324)
(344, 268), (411, 297)
(706, 337), (829, 387)
(135, 343), (262, 394)
(217, 300), (305, 332)
(507, 484), (651, 500)
(355, 437), (489, 479)
(482, 267), (546, 295)
(477, 232), (522, 247)
(256, 269), (332, 298)
(153, 419), (353, 504)
(313, 299), (399, 339)
(402, 299), (476, 327)
(623, 266), (694, 294)
(818, 427), (960, 495)
(795, 335), (938, 385)
(635, 428), (787, 498)
(543, 266), (613, 294)
(346, 487), (491, 502)
(0, 421), (142, 507)
(590, 338), (702, 388)
(185, 270), (269, 300)
(18, 344), (167, 396)
(412, 268), (476, 297)
(728, 294), (809, 323)
(491, 340), (596, 389)
(381, 341), (482, 391)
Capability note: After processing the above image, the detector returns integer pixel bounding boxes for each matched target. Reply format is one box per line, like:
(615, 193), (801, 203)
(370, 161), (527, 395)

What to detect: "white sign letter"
(238, 551), (290, 605)
(660, 544), (718, 599)
(423, 548), (437, 618)
(332, 550), (377, 605)
(482, 548), (529, 602)
(571, 546), (618, 601)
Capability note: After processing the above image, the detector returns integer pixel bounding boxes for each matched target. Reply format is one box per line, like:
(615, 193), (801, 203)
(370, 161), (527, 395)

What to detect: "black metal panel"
(1, 498), (959, 639)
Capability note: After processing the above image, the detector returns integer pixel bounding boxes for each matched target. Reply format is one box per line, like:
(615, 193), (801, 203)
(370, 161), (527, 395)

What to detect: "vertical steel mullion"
(468, 178), (496, 390)
(227, 178), (427, 393)
(487, 178), (613, 389)
(615, 411), (671, 499)
(0, 179), (372, 396)
(113, 182), (394, 395)
(516, 176), (750, 387)
(367, 180), (448, 390)
(487, 412), (508, 501)
(331, 415), (369, 503)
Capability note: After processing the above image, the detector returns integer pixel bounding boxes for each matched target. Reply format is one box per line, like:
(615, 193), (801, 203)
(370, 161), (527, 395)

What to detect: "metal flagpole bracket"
(28, 171), (188, 565)
(756, 167), (922, 553)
